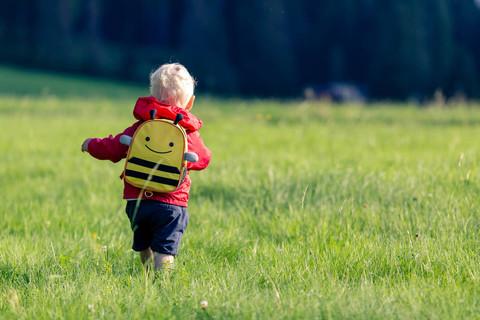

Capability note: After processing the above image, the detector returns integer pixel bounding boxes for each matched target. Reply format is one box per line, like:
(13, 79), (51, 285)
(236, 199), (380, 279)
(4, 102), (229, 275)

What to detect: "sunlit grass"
(0, 67), (479, 319)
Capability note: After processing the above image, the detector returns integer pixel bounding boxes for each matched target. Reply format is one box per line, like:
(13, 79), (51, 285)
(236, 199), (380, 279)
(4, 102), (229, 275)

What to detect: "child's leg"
(149, 202), (188, 271)
(140, 247), (153, 265)
(153, 252), (174, 270)
(126, 201), (154, 267)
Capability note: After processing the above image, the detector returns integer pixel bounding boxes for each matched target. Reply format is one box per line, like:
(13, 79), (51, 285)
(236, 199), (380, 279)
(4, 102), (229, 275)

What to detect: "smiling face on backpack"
(143, 132), (174, 154)
(131, 120), (185, 165)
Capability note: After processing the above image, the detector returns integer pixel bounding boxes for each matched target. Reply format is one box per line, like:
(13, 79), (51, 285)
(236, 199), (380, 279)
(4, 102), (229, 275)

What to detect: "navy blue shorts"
(125, 200), (189, 256)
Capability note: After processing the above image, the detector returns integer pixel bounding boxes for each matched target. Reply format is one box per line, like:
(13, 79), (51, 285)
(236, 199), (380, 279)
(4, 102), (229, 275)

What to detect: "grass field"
(0, 66), (479, 319)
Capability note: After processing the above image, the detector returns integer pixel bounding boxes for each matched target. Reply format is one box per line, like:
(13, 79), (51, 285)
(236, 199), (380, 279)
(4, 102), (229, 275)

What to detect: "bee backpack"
(119, 110), (198, 193)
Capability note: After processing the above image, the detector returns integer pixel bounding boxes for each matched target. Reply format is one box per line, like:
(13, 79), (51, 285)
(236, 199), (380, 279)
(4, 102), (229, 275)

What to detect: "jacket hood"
(133, 96), (203, 132)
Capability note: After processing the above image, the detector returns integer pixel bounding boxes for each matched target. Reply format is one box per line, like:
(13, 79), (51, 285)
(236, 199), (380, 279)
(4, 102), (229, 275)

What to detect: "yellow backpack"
(120, 111), (198, 193)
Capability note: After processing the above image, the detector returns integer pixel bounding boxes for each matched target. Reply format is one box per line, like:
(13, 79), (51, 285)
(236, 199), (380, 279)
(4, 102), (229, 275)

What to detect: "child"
(81, 63), (211, 270)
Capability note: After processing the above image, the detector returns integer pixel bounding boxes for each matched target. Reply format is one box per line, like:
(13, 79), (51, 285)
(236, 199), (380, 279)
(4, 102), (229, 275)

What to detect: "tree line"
(1, 0), (479, 99)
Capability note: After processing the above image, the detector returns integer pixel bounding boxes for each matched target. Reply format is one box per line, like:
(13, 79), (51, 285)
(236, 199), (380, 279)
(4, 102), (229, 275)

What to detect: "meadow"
(0, 66), (479, 319)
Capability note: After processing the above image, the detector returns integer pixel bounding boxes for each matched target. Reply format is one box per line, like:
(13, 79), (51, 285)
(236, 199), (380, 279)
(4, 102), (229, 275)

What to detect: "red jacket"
(87, 96), (211, 207)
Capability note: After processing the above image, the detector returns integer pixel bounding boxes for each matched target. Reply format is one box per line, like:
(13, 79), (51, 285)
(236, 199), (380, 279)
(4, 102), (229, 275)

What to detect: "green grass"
(0, 66), (479, 319)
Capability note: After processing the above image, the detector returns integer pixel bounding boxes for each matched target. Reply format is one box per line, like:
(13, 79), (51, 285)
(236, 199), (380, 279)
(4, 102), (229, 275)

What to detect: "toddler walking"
(82, 63), (211, 270)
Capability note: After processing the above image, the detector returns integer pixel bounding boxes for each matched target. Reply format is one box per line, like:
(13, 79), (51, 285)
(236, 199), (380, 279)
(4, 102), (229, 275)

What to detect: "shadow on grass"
(264, 110), (480, 128)
(0, 262), (48, 287)
(0, 66), (145, 100)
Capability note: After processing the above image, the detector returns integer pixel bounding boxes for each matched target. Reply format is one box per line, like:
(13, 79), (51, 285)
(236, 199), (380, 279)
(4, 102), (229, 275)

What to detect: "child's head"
(150, 63), (196, 109)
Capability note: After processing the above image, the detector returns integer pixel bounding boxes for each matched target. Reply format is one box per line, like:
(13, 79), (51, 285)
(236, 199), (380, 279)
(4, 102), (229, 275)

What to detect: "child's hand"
(81, 138), (92, 152)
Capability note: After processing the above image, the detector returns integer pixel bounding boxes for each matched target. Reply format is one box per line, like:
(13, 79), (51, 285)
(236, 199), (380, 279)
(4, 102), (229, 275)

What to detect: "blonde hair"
(150, 63), (195, 108)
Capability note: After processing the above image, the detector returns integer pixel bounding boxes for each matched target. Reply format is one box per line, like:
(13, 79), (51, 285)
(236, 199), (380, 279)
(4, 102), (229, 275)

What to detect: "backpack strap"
(174, 113), (183, 125)
(149, 109), (157, 120)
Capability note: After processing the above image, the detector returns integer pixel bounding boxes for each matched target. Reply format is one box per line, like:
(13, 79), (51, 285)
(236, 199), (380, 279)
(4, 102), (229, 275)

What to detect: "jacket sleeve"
(187, 131), (211, 171)
(86, 122), (139, 163)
